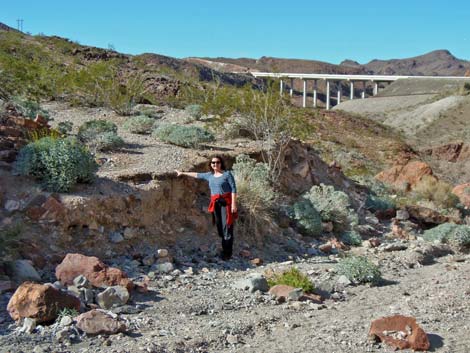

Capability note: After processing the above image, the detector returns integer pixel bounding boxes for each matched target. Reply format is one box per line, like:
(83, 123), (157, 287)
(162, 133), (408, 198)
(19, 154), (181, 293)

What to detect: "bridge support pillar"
(290, 78), (294, 96)
(280, 79), (284, 95)
(302, 80), (307, 107)
(313, 80), (318, 108)
(350, 81), (354, 100)
(326, 80), (331, 110)
(337, 82), (342, 105)
(373, 81), (379, 96)
(362, 81), (366, 99)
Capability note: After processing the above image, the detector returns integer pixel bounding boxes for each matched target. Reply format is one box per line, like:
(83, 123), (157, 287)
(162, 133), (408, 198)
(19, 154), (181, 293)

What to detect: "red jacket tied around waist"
(208, 192), (238, 226)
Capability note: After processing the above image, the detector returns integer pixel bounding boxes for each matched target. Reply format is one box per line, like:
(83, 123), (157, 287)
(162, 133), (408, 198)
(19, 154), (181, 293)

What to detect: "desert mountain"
(191, 50), (470, 76)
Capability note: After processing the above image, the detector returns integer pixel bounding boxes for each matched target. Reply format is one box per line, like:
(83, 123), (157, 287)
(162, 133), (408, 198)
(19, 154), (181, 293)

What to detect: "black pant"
(213, 198), (234, 257)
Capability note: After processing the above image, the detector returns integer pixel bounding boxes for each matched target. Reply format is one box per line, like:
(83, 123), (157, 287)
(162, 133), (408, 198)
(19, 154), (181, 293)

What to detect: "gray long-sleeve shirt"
(197, 171), (237, 195)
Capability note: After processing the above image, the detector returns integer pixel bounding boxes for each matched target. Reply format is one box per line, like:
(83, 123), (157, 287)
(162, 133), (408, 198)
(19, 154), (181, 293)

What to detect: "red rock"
(40, 196), (66, 221)
(239, 249), (251, 258)
(376, 161), (435, 191)
(34, 114), (48, 126)
(134, 275), (150, 293)
(26, 206), (46, 221)
(250, 258), (263, 266)
(452, 183), (470, 208)
(268, 284), (296, 302)
(7, 282), (80, 323)
(406, 205), (450, 226)
(369, 315), (430, 351)
(368, 238), (381, 248)
(375, 208), (396, 220)
(330, 238), (347, 250)
(56, 253), (133, 291)
(318, 243), (333, 254)
(76, 309), (126, 335)
(300, 293), (323, 304)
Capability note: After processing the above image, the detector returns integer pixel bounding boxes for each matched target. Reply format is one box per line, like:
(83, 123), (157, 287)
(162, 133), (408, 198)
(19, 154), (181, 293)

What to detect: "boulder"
(234, 274), (269, 293)
(76, 309), (126, 335)
(369, 315), (430, 351)
(405, 205), (450, 226)
(6, 260), (41, 284)
(96, 286), (129, 309)
(452, 183), (470, 208)
(55, 253), (133, 291)
(269, 284), (303, 302)
(375, 161), (434, 191)
(7, 282), (80, 323)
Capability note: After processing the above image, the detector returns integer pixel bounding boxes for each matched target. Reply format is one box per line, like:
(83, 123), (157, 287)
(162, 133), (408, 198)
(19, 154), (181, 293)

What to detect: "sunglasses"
(211, 161), (221, 165)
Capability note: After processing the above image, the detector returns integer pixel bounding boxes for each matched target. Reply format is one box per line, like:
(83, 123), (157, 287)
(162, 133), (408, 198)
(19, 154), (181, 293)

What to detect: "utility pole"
(16, 19), (24, 32)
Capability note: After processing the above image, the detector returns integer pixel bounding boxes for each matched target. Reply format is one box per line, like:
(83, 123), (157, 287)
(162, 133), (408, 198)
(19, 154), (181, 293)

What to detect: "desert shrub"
(413, 176), (459, 209)
(123, 115), (155, 134)
(185, 104), (203, 120)
(92, 132), (125, 152)
(459, 82), (470, 96)
(57, 121), (73, 136)
(423, 223), (470, 249)
(14, 136), (98, 192)
(267, 267), (314, 293)
(290, 198), (322, 237)
(365, 194), (396, 212)
(341, 231), (362, 246)
(56, 307), (79, 321)
(77, 120), (123, 152)
(152, 123), (214, 148)
(303, 184), (358, 232)
(232, 154), (276, 243)
(337, 256), (381, 285)
(11, 96), (50, 120)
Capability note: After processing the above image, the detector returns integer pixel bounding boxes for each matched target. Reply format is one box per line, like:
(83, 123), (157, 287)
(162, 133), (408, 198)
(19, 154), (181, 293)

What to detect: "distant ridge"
(193, 50), (470, 77)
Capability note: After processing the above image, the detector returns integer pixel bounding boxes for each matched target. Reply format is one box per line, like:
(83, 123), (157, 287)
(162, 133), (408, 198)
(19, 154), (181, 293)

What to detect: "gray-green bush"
(341, 231), (362, 246)
(337, 256), (381, 285)
(302, 184), (358, 233)
(232, 154), (276, 243)
(77, 120), (124, 152)
(365, 194), (396, 212)
(14, 136), (98, 192)
(291, 198), (322, 237)
(152, 123), (214, 148)
(185, 104), (203, 120)
(123, 115), (155, 134)
(11, 96), (50, 120)
(423, 223), (470, 249)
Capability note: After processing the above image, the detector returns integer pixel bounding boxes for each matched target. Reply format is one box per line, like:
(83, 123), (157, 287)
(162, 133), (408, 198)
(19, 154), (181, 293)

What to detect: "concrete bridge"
(250, 72), (470, 110)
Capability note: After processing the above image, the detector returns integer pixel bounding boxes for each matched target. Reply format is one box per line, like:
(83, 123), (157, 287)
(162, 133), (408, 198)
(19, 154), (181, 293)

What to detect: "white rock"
(60, 315), (73, 327)
(5, 200), (20, 212)
(96, 286), (129, 309)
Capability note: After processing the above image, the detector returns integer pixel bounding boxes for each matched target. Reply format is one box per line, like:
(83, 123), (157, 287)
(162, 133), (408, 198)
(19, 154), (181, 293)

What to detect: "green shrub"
(93, 132), (125, 151)
(185, 104), (203, 120)
(123, 115), (155, 134)
(14, 136), (98, 192)
(365, 194), (396, 212)
(232, 154), (276, 243)
(423, 223), (470, 249)
(267, 267), (314, 293)
(11, 97), (50, 120)
(291, 199), (322, 237)
(152, 123), (214, 148)
(56, 307), (79, 321)
(77, 120), (123, 151)
(303, 184), (358, 233)
(78, 120), (117, 141)
(337, 256), (381, 285)
(57, 121), (73, 136)
(341, 231), (362, 246)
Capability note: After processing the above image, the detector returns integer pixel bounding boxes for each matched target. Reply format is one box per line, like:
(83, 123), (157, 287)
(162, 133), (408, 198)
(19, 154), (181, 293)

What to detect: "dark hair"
(208, 155), (226, 172)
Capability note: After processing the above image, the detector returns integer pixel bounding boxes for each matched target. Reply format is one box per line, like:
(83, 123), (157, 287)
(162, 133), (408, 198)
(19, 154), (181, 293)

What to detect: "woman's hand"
(175, 170), (182, 177)
(231, 204), (237, 213)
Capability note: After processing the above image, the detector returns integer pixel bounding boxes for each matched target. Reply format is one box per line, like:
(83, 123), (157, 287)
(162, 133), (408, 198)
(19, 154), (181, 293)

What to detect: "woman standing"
(175, 156), (238, 260)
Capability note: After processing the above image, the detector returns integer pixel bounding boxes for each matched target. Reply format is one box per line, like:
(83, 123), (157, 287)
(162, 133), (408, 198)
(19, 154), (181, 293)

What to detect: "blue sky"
(2, 0), (469, 63)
